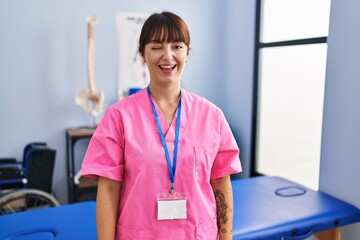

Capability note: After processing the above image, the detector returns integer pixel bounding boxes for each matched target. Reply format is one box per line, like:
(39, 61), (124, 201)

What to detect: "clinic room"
(0, 0), (359, 239)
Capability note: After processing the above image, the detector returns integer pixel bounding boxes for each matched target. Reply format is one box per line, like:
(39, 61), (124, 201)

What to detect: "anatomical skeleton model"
(75, 14), (104, 126)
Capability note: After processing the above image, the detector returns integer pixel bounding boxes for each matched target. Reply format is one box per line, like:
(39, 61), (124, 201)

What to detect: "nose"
(163, 45), (174, 61)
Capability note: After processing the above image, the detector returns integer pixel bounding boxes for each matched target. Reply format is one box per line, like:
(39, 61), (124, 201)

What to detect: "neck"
(148, 82), (181, 125)
(148, 82), (181, 104)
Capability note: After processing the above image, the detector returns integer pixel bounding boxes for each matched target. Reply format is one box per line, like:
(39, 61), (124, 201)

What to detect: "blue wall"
(223, 0), (256, 179)
(319, 0), (360, 237)
(0, 0), (359, 237)
(0, 0), (254, 204)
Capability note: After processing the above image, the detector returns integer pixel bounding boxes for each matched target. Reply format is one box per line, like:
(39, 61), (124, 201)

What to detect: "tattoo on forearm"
(214, 189), (229, 230)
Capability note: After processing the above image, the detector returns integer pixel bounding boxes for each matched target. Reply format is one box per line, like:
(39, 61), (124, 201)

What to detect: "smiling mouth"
(159, 65), (176, 71)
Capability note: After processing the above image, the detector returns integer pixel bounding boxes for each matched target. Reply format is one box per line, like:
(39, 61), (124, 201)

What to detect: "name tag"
(157, 193), (187, 220)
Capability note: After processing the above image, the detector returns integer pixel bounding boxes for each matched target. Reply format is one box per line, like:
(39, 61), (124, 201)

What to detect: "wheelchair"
(0, 142), (60, 215)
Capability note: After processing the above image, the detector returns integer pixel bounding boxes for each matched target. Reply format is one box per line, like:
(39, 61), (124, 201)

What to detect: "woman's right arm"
(96, 176), (122, 240)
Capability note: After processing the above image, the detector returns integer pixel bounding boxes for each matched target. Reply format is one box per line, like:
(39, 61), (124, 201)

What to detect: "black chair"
(22, 143), (56, 193)
(0, 142), (56, 192)
(0, 142), (59, 215)
(0, 158), (23, 189)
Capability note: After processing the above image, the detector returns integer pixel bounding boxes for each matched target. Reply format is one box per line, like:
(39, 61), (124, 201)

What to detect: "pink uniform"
(81, 88), (242, 240)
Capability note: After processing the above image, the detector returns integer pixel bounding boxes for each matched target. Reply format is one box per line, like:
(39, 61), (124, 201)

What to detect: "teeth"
(160, 65), (175, 69)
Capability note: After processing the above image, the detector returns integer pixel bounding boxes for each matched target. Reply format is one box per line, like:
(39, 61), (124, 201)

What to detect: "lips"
(159, 65), (176, 70)
(158, 64), (176, 74)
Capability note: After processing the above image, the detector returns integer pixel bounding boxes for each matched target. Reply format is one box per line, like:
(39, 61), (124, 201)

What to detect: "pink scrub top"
(81, 88), (242, 240)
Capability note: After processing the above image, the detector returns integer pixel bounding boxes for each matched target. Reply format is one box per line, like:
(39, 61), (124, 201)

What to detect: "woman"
(81, 11), (242, 240)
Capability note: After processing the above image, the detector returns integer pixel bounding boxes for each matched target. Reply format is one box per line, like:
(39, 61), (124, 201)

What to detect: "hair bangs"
(138, 12), (190, 56)
(149, 20), (187, 44)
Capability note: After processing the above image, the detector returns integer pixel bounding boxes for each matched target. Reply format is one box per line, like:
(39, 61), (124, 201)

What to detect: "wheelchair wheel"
(0, 188), (60, 215)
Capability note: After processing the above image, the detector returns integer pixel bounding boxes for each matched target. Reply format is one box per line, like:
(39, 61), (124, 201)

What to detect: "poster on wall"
(116, 12), (150, 99)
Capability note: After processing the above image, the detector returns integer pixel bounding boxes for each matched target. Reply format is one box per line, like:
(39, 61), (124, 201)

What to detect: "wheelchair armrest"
(0, 158), (20, 164)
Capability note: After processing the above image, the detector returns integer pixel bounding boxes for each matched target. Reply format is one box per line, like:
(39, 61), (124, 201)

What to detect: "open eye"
(172, 42), (186, 50)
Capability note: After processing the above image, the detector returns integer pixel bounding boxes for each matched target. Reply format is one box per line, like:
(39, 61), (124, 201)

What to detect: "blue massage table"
(0, 201), (97, 240)
(0, 176), (359, 239)
(232, 176), (360, 239)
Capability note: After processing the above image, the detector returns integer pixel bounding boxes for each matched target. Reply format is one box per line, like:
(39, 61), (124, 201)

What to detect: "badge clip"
(170, 183), (175, 196)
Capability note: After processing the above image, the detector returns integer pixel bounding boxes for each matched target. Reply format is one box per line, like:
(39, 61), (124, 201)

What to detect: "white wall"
(319, 0), (360, 238)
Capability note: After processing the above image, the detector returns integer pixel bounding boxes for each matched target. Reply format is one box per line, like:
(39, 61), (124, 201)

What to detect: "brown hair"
(138, 11), (190, 56)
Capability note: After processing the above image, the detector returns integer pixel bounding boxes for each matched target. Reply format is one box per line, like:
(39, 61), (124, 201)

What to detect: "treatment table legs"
(314, 228), (340, 240)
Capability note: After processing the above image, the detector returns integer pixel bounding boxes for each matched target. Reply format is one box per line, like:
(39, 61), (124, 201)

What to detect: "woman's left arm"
(210, 175), (234, 240)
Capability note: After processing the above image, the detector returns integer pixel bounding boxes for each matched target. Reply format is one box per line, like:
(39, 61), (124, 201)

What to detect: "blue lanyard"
(147, 87), (182, 195)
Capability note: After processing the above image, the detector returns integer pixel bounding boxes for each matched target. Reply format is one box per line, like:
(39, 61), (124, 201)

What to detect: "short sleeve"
(81, 107), (125, 182)
(210, 110), (242, 179)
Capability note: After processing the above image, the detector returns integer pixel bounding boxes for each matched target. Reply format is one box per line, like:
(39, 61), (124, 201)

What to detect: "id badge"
(157, 193), (187, 220)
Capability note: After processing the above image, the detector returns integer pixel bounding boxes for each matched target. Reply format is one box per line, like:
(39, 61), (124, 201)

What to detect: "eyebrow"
(150, 40), (184, 44)
(149, 40), (163, 44)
